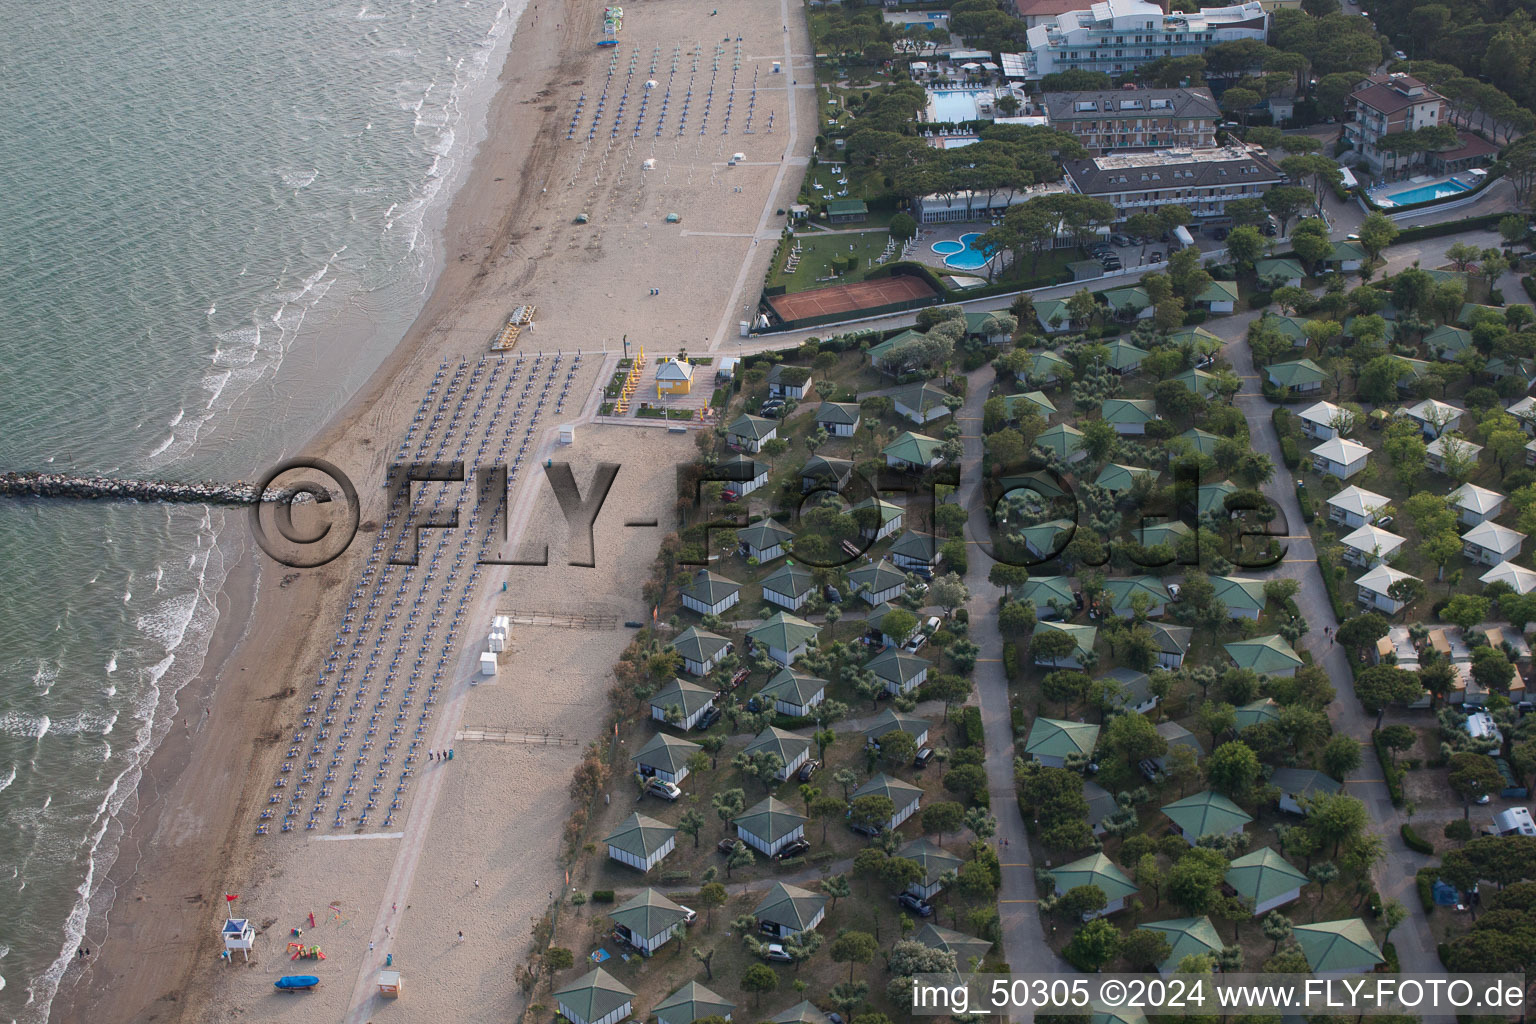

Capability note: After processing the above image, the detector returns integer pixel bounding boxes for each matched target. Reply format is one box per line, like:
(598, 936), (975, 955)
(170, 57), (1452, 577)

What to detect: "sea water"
(0, 1), (521, 1018)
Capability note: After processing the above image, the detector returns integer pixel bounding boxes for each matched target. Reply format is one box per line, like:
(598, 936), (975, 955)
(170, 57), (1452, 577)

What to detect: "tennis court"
(767, 274), (937, 323)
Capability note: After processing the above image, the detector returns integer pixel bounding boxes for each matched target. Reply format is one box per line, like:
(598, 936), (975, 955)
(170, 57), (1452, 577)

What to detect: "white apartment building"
(1345, 74), (1447, 178)
(1062, 144), (1283, 223)
(1023, 0), (1268, 79)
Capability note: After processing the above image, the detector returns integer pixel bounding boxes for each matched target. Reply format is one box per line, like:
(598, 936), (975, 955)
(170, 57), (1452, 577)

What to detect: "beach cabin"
(1326, 486), (1389, 529)
(1023, 718), (1099, 768)
(1178, 429), (1222, 461)
(747, 612), (820, 667)
(1511, 396), (1536, 434)
(651, 678), (717, 730)
(1224, 635), (1303, 677)
(891, 382), (953, 425)
(1463, 521), (1525, 566)
(1094, 463), (1159, 494)
(222, 918), (257, 962)
(656, 359), (695, 397)
(1020, 349), (1072, 385)
(766, 364), (813, 400)
(754, 882), (827, 939)
(1161, 790), (1251, 845)
(1149, 623), (1192, 670)
(728, 413), (779, 453)
(801, 454), (854, 494)
(1002, 390), (1058, 424)
(1356, 564), (1418, 615)
(1018, 518), (1073, 561)
(734, 797), (808, 857)
(1017, 576), (1075, 619)
(718, 454), (769, 497)
(739, 518), (795, 563)
(1450, 483), (1505, 527)
(744, 727), (812, 781)
(847, 558), (908, 606)
(866, 646), (930, 695)
(1052, 852), (1137, 918)
(1035, 298), (1078, 333)
(901, 839), (962, 901)
(825, 199), (869, 225)
(1266, 358), (1328, 394)
(1255, 258), (1305, 288)
(1293, 920), (1384, 974)
(864, 709), (929, 751)
(761, 562), (816, 611)
(1426, 325), (1474, 361)
(604, 813), (677, 872)
(1197, 480), (1238, 516)
(1482, 560), (1536, 594)
(1403, 398), (1463, 438)
(1103, 290), (1153, 325)
(1340, 524), (1406, 568)
(850, 497), (903, 540)
(680, 570), (741, 617)
(555, 968), (636, 1024)
(671, 626), (731, 676)
(1032, 621), (1096, 668)
(1101, 398), (1158, 435)
(815, 401), (860, 437)
(610, 889), (691, 955)
(916, 924), (993, 972)
(632, 732), (702, 786)
(889, 530), (941, 573)
(1195, 280), (1239, 314)
(884, 431), (944, 471)
(1328, 239), (1366, 272)
(1226, 848), (1307, 915)
(1209, 576), (1266, 620)
(852, 773), (923, 830)
(1311, 437), (1371, 479)
(1270, 767), (1342, 815)
(965, 310), (1014, 345)
(1084, 781), (1118, 836)
(1141, 917), (1224, 975)
(654, 982), (734, 1024)
(1298, 401), (1347, 441)
(758, 669), (827, 717)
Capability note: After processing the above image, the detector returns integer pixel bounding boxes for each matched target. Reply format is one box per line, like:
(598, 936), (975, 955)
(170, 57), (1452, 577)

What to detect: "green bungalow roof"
(883, 431), (944, 465)
(1225, 848), (1308, 909)
(730, 413), (778, 441)
(1104, 576), (1170, 612)
(1105, 338), (1151, 370)
(1343, 315), (1395, 341)
(771, 1002), (834, 1024)
(739, 517), (795, 550)
(1054, 852), (1138, 902)
(1293, 919), (1384, 972)
(632, 732), (702, 773)
(848, 558), (908, 595)
(555, 968), (635, 1023)
(1166, 326), (1222, 353)
(965, 310), (1010, 335)
(1094, 1011), (1149, 1024)
(1003, 390), (1058, 419)
(866, 646), (930, 686)
(1018, 575), (1075, 609)
(610, 888), (691, 939)
(1095, 463), (1159, 492)
(1255, 257), (1305, 281)
(1197, 280), (1239, 304)
(1161, 791), (1252, 838)
(1173, 368), (1218, 397)
(1425, 324), (1473, 356)
(654, 981), (736, 1024)
(734, 796), (808, 843)
(850, 496), (904, 524)
(864, 708), (929, 743)
(826, 198), (868, 216)
(1103, 289), (1152, 317)
(1102, 398), (1157, 424)
(803, 454), (854, 486)
(1457, 301), (1502, 326)
(747, 612), (820, 653)
(900, 838), (963, 886)
(1034, 620), (1097, 657)
(651, 678), (718, 715)
(1266, 358), (1328, 388)
(890, 381), (952, 415)
(753, 881), (826, 931)
(889, 530), (939, 562)
(603, 813), (677, 859)
(1036, 422), (1085, 459)
(762, 561), (817, 599)
(1179, 427), (1222, 457)
(1026, 349), (1072, 377)
(1000, 469), (1068, 499)
(1025, 717), (1100, 760)
(1396, 356), (1434, 382)
(868, 329), (925, 363)
(853, 772), (924, 807)
(671, 627), (731, 667)
(1233, 697), (1281, 730)
(1149, 622), (1192, 655)
(815, 401), (861, 426)
(1261, 313), (1309, 344)
(1035, 298), (1072, 326)
(1141, 917), (1224, 973)
(1270, 767), (1342, 803)
(720, 453), (769, 482)
(1018, 518), (1073, 555)
(1329, 240), (1367, 263)
(916, 923), (993, 969)
(1224, 634), (1303, 674)
(1210, 575), (1266, 612)
(1424, 268), (1467, 285)
(761, 668), (828, 707)
(680, 571), (741, 607)
(1197, 479), (1238, 515)
(746, 726), (811, 764)
(1139, 519), (1192, 547)
(1104, 667), (1153, 708)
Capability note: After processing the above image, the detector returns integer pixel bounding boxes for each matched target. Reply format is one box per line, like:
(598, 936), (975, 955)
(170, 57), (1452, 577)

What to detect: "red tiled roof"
(1351, 75), (1442, 115)
(1013, 0), (1087, 18)
(1435, 132), (1498, 161)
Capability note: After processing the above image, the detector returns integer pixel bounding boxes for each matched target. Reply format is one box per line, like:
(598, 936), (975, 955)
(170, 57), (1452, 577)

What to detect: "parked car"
(914, 747), (936, 769)
(1259, 221), (1278, 237)
(797, 758), (822, 782)
(727, 667), (751, 691)
(1111, 233), (1134, 247)
(925, 615), (942, 632)
(648, 778), (682, 801)
(776, 838), (812, 860)
(850, 820), (884, 837)
(824, 584), (841, 603)
(718, 837), (744, 855)
(1138, 758), (1163, 781)
(1212, 227), (1229, 241)
(679, 905), (698, 926)
(762, 944), (794, 962)
(1393, 49), (1407, 60)
(897, 893), (934, 917)
(695, 706), (723, 731)
(1167, 582), (1183, 602)
(902, 632), (928, 653)
(721, 488), (739, 503)
(1149, 251), (1163, 263)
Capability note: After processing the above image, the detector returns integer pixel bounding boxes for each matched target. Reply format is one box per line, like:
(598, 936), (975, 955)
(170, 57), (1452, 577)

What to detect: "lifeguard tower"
(377, 969), (403, 998)
(222, 918), (257, 962)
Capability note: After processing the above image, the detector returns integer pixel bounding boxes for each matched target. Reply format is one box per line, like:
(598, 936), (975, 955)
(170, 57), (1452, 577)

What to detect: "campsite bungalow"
(1020, 348), (1072, 385)
(1036, 422), (1086, 462)
(1270, 767), (1342, 815)
(1426, 324), (1474, 361)
(680, 570), (741, 617)
(1266, 358), (1327, 394)
(1084, 781), (1118, 836)
(801, 454), (854, 494)
(901, 838), (962, 900)
(1463, 521), (1525, 566)
(654, 983), (735, 1024)
(1101, 398), (1158, 435)
(555, 968), (635, 1024)
(1426, 434), (1483, 475)
(1209, 576), (1266, 620)
(718, 454), (769, 496)
(758, 669), (827, 717)
(1403, 398), (1463, 438)
(744, 727), (811, 780)
(766, 364), (813, 400)
(865, 709), (930, 751)
(1018, 576), (1075, 619)
(1149, 623), (1193, 669)
(1339, 524), (1406, 568)
(965, 310), (1014, 344)
(1311, 437), (1371, 479)
(891, 382), (953, 425)
(734, 797), (808, 857)
(1255, 258), (1304, 288)
(739, 518), (795, 563)
(1002, 391), (1057, 424)
(761, 562), (817, 611)
(1224, 635), (1303, 677)
(1032, 621), (1097, 668)
(1356, 564), (1418, 615)
(1053, 852), (1137, 918)
(1195, 280), (1239, 314)
(1293, 920), (1384, 974)
(1035, 298), (1078, 333)
(651, 678), (717, 730)
(1103, 667), (1158, 715)
(1226, 848), (1307, 915)
(1328, 239), (1365, 272)
(1094, 463), (1159, 494)
(1450, 483), (1505, 526)
(884, 431), (944, 471)
(1142, 918), (1224, 975)
(1161, 790), (1251, 845)
(1018, 518), (1073, 560)
(655, 359), (694, 397)
(916, 924), (993, 972)
(672, 626), (731, 676)
(847, 558), (908, 605)
(889, 530), (941, 572)
(1482, 560), (1536, 595)
(1103, 576), (1170, 618)
(852, 773), (923, 830)
(867, 646), (930, 695)
(1102, 291), (1153, 326)
(753, 882), (827, 939)
(771, 1003), (833, 1024)
(728, 413), (779, 453)
(1023, 718), (1099, 768)
(604, 813), (677, 872)
(747, 612), (820, 667)
(632, 732), (702, 785)
(1197, 480), (1238, 516)
(610, 889), (691, 955)
(1154, 721), (1204, 770)
(1326, 486), (1389, 529)
(815, 401), (860, 437)
(1297, 400), (1347, 441)
(850, 497), (904, 541)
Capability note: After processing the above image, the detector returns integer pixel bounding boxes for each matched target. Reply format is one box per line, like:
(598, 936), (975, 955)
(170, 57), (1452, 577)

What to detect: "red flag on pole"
(225, 894), (239, 902)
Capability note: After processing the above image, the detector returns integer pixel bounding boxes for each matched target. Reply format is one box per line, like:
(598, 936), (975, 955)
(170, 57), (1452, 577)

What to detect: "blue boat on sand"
(275, 976), (320, 992)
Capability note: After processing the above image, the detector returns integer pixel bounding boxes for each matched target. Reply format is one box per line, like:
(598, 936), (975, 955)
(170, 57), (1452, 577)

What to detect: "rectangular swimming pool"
(926, 89), (992, 123)
(1386, 178), (1470, 206)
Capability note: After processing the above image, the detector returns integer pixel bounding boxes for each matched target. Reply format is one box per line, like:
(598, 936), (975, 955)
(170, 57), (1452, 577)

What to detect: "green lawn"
(766, 230), (900, 295)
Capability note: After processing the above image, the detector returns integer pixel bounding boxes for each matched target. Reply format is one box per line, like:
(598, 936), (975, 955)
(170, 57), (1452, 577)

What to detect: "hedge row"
(1393, 212), (1508, 244)
(1375, 729), (1406, 806)
(1523, 275), (1536, 304)
(1416, 866), (1438, 915)
(1400, 822), (1433, 854)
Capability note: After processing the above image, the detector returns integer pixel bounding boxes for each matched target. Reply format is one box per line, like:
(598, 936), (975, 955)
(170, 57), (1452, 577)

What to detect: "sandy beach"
(52, 0), (814, 1019)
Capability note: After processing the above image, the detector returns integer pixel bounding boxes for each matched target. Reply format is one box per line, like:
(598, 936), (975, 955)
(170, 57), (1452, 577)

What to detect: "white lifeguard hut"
(480, 651), (498, 677)
(222, 918), (256, 962)
(558, 423), (577, 445)
(377, 969), (403, 998)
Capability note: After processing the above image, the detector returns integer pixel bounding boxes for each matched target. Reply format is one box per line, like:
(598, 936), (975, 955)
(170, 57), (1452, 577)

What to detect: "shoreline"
(52, 0), (577, 1017)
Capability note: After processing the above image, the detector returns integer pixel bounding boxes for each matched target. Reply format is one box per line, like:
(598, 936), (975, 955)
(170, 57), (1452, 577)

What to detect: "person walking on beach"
(458, 931), (465, 942)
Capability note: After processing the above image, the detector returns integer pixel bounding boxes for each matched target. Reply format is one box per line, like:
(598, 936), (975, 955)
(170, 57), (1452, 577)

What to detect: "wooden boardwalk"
(496, 608), (619, 630)
(455, 726), (580, 747)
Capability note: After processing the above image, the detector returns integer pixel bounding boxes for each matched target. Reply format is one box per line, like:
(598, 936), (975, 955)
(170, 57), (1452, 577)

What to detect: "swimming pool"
(932, 232), (992, 271)
(1385, 177), (1470, 206)
(926, 88), (992, 123)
